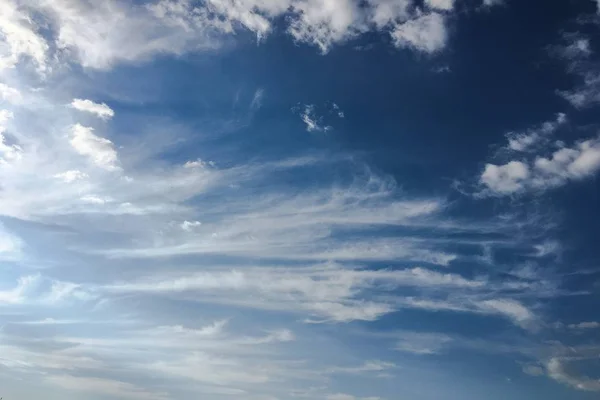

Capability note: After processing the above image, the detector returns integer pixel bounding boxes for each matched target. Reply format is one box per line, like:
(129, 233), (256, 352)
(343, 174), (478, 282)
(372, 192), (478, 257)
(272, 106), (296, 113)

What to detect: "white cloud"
(397, 297), (537, 329)
(180, 220), (202, 231)
(300, 104), (332, 132)
(533, 138), (600, 182)
(184, 158), (215, 168)
(478, 299), (536, 329)
(482, 0), (504, 6)
(71, 98), (115, 120)
(367, 0), (411, 29)
(478, 112), (600, 196)
(0, 225), (22, 257)
(288, 0), (363, 54)
(0, 1), (49, 71)
(0, 109), (22, 164)
(567, 321), (600, 329)
(425, 0), (455, 11)
(107, 265), (485, 323)
(54, 169), (88, 183)
(250, 88), (264, 110)
(0, 0), (468, 74)
(553, 33), (599, 108)
(329, 360), (396, 374)
(70, 124), (120, 171)
(0, 83), (22, 103)
(33, 0), (222, 70)
(333, 103), (344, 118)
(506, 113), (566, 152)
(480, 161), (530, 195)
(480, 137), (600, 195)
(391, 12), (447, 54)
(522, 364), (544, 376)
(546, 358), (600, 392)
(0, 275), (40, 304)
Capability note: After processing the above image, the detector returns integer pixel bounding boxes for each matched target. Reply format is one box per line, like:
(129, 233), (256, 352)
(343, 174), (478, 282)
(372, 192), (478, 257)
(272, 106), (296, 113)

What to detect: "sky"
(0, 0), (600, 399)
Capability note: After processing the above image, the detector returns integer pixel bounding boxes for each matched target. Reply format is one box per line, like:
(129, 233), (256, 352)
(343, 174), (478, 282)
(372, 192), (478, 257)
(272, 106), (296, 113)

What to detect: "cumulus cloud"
(505, 113), (566, 152)
(425, 0), (455, 11)
(480, 135), (600, 196)
(69, 124), (119, 170)
(0, 83), (22, 103)
(71, 99), (115, 119)
(53, 170), (88, 183)
(391, 12), (447, 54)
(0, 1), (49, 71)
(0, 0), (466, 74)
(480, 161), (530, 195)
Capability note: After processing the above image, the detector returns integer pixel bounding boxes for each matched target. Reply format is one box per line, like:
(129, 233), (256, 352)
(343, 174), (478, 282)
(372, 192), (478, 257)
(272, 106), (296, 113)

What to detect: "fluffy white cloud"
(480, 161), (530, 195)
(425, 0), (455, 11)
(0, 0), (469, 73)
(180, 220), (202, 231)
(69, 124), (119, 170)
(391, 12), (447, 54)
(367, 0), (411, 29)
(71, 98), (115, 119)
(506, 113), (566, 152)
(0, 1), (49, 71)
(480, 134), (600, 195)
(288, 0), (364, 53)
(533, 138), (600, 182)
(0, 83), (22, 103)
(53, 169), (88, 183)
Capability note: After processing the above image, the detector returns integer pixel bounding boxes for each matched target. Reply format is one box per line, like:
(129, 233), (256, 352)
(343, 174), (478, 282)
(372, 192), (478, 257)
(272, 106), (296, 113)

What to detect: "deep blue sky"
(0, 0), (599, 399)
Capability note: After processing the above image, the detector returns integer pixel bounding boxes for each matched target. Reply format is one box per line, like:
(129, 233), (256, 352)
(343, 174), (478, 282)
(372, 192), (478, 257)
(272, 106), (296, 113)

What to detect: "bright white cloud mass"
(0, 1), (599, 400)
(71, 99), (115, 120)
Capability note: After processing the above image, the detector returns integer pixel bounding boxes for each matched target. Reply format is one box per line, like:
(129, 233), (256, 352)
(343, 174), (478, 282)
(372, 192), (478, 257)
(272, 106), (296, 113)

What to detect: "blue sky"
(0, 0), (600, 399)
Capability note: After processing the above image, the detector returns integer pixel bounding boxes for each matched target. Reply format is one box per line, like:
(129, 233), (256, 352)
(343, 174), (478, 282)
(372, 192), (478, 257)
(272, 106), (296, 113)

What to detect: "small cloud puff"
(70, 124), (120, 171)
(71, 99), (115, 120)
